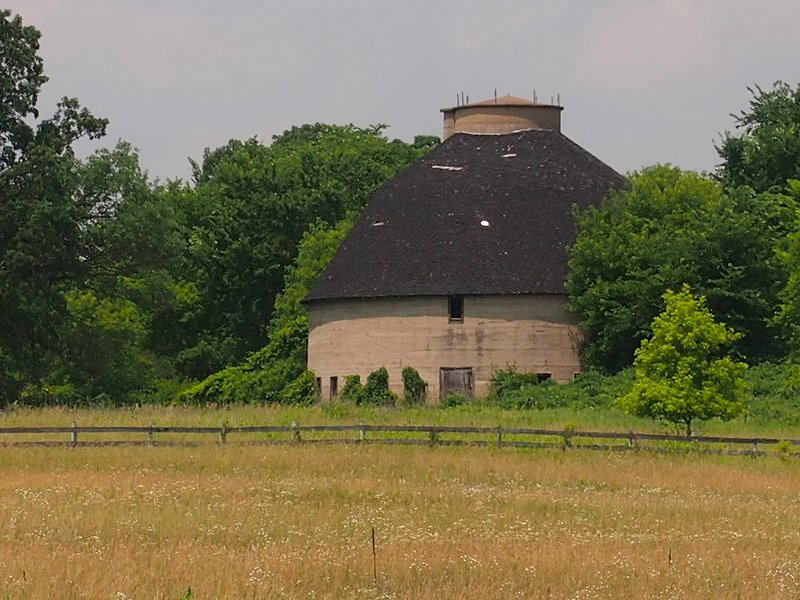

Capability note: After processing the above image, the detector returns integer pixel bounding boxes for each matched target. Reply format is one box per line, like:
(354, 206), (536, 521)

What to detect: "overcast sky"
(7, 0), (800, 182)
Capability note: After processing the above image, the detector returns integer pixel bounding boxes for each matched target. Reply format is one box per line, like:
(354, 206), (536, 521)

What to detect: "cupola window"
(448, 296), (464, 322)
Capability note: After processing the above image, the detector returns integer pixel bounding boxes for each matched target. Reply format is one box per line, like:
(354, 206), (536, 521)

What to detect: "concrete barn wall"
(442, 105), (562, 139)
(307, 294), (583, 402)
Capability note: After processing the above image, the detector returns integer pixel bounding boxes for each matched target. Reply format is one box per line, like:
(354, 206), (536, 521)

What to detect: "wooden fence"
(0, 423), (797, 456)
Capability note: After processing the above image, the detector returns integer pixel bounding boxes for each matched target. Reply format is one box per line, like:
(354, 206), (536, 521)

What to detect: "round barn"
(305, 95), (625, 401)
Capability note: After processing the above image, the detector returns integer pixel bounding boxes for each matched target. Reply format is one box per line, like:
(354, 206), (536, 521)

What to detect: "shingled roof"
(306, 129), (625, 302)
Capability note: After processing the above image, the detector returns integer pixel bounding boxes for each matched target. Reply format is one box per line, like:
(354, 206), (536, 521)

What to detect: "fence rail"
(0, 422), (797, 456)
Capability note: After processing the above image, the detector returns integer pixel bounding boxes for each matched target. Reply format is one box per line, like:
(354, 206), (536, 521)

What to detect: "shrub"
(362, 367), (397, 406)
(401, 366), (427, 405)
(486, 366), (634, 410)
(339, 368), (397, 406)
(282, 370), (318, 405)
(487, 366), (542, 402)
(743, 360), (800, 425)
(340, 375), (365, 404)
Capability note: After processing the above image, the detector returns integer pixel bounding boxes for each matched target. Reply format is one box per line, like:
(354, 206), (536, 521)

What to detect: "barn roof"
(306, 129), (625, 302)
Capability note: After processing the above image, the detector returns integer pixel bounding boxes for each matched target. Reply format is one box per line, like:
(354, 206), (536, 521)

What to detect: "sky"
(6, 0), (800, 182)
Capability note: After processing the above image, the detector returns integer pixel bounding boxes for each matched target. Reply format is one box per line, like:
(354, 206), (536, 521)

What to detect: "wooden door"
(439, 367), (474, 399)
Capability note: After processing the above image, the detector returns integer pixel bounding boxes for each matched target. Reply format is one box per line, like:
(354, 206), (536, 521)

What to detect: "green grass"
(2, 359), (799, 440)
(0, 400), (798, 440)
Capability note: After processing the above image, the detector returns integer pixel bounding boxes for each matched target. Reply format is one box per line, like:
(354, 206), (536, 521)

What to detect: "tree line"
(0, 10), (434, 406)
(2, 10), (798, 412)
(567, 81), (800, 371)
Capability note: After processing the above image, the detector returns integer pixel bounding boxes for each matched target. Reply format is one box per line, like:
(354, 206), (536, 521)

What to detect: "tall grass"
(1, 399), (798, 439)
(0, 445), (798, 599)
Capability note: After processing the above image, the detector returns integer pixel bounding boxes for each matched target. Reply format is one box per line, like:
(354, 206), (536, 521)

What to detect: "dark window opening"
(448, 296), (464, 322)
(315, 377), (322, 399)
(329, 376), (338, 399)
(537, 373), (552, 383)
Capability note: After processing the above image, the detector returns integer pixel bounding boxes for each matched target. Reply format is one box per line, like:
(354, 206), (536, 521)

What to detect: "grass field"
(1, 425), (799, 599)
(1, 401), (800, 439)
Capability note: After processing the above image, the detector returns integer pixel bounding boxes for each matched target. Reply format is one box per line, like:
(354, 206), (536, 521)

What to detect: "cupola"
(441, 94), (563, 140)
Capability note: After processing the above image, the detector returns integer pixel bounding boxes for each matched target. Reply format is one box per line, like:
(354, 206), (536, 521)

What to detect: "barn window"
(329, 376), (338, 399)
(537, 373), (552, 383)
(315, 377), (322, 399)
(448, 296), (464, 322)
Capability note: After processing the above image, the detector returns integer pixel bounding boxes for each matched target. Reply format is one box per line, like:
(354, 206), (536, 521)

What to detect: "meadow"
(0, 404), (799, 599)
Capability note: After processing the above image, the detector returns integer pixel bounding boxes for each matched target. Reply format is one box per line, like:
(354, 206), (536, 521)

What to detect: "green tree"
(716, 81), (800, 193)
(0, 10), (107, 403)
(567, 165), (795, 371)
(173, 125), (427, 378)
(619, 285), (747, 436)
(177, 219), (351, 405)
(772, 180), (800, 350)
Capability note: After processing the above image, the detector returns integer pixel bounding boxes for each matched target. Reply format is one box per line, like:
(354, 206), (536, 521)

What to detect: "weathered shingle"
(306, 129), (624, 302)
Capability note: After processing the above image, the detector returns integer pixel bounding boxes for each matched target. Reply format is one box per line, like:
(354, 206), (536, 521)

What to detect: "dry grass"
(0, 443), (798, 599)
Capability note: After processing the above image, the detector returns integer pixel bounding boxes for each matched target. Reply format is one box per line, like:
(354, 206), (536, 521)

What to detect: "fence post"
(219, 421), (227, 445)
(496, 426), (503, 448)
(70, 421), (78, 447)
(149, 421), (156, 446)
(562, 429), (573, 449)
(628, 430), (638, 450)
(429, 427), (437, 447)
(359, 423), (366, 444)
(291, 421), (301, 443)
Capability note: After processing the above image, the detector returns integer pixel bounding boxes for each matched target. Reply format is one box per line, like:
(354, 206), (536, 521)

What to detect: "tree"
(772, 180), (800, 350)
(171, 125), (428, 378)
(716, 81), (800, 193)
(0, 11), (107, 404)
(619, 285), (747, 436)
(177, 219), (352, 405)
(567, 165), (795, 371)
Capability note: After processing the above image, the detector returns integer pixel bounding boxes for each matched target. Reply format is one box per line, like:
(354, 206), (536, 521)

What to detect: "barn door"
(440, 367), (474, 399)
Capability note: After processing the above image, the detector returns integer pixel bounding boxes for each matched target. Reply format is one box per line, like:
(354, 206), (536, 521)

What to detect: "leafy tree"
(18, 142), (194, 406)
(177, 219), (351, 405)
(716, 81), (800, 192)
(173, 125), (427, 378)
(772, 180), (800, 349)
(567, 165), (795, 371)
(0, 11), (107, 403)
(619, 285), (747, 436)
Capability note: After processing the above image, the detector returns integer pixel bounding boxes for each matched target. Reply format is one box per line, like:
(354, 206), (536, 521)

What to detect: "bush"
(339, 368), (397, 406)
(282, 370), (318, 405)
(486, 367), (634, 410)
(18, 382), (86, 407)
(363, 367), (397, 406)
(487, 367), (542, 402)
(743, 361), (800, 425)
(401, 366), (427, 405)
(340, 375), (366, 404)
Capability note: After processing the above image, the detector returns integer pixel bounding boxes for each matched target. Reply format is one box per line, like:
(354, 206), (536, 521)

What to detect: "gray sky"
(7, 0), (800, 182)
